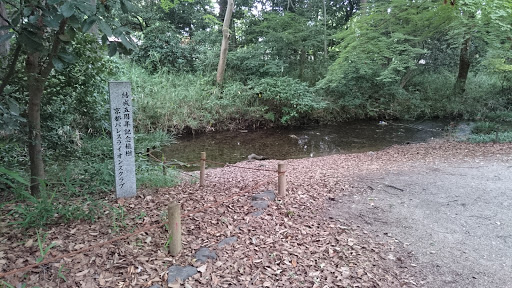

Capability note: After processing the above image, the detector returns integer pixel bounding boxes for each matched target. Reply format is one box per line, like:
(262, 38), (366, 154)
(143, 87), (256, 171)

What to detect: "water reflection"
(161, 120), (448, 169)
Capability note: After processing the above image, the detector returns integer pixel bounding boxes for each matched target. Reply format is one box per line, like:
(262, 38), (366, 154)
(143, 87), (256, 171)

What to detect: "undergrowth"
(0, 131), (178, 230)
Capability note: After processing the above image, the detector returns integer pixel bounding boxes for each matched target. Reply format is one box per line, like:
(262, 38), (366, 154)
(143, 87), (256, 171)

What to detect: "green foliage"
(132, 23), (198, 73)
(3, 130), (177, 229)
(9, 181), (102, 229)
(244, 12), (328, 83)
(109, 204), (126, 233)
(36, 229), (57, 263)
(0, 97), (26, 135)
(471, 122), (501, 135)
(248, 77), (326, 124)
(468, 132), (512, 143)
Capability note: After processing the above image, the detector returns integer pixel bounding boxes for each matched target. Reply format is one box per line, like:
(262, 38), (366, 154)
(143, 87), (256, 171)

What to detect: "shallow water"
(160, 120), (448, 169)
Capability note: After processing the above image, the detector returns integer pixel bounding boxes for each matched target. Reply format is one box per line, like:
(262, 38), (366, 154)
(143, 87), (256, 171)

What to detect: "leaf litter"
(1, 140), (511, 287)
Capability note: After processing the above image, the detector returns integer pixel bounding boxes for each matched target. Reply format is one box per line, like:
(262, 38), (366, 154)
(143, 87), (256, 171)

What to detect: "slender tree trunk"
(26, 52), (45, 196)
(0, 1), (9, 65)
(453, 36), (471, 96)
(323, 0), (327, 58)
(216, 0), (234, 85)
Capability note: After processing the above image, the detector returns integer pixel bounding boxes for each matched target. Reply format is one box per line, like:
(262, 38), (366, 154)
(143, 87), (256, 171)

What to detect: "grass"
(1, 130), (180, 229)
(468, 131), (512, 143)
(115, 60), (263, 133)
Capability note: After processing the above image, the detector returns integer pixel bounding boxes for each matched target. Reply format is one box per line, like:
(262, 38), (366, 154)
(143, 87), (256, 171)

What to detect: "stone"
(251, 200), (269, 209)
(250, 210), (265, 217)
(195, 247), (217, 263)
(149, 285), (161, 288)
(109, 81), (136, 198)
(252, 190), (276, 201)
(167, 266), (198, 284)
(217, 236), (237, 248)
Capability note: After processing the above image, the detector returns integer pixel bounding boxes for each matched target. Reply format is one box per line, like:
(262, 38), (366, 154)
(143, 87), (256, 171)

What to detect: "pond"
(160, 120), (449, 170)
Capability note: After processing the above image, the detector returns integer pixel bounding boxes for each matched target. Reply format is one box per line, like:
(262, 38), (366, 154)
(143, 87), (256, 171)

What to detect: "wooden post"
(162, 155), (167, 175)
(167, 203), (182, 256)
(278, 163), (286, 197)
(200, 152), (206, 186)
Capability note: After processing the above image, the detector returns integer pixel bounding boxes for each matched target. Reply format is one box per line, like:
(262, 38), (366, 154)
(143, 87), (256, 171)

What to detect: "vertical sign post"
(109, 81), (136, 198)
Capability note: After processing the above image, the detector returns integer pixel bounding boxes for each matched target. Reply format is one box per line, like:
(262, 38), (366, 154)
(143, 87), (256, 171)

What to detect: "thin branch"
(0, 43), (21, 96)
(40, 18), (67, 79)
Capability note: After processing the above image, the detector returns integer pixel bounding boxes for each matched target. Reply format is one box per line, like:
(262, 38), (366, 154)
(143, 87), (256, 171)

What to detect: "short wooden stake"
(200, 152), (206, 186)
(167, 202), (182, 256)
(278, 163), (286, 197)
(162, 155), (167, 175)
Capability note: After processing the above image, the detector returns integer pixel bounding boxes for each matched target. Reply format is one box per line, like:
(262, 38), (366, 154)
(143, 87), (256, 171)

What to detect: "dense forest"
(0, 0), (511, 226)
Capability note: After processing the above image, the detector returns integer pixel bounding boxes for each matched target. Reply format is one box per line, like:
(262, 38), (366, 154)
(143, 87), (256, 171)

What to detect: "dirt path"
(330, 149), (512, 287)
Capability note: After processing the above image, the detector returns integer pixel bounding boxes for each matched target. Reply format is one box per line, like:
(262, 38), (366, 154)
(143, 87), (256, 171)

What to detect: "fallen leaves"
(1, 141), (510, 287)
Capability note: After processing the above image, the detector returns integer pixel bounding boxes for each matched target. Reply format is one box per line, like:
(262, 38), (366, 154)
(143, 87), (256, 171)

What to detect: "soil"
(1, 140), (511, 287)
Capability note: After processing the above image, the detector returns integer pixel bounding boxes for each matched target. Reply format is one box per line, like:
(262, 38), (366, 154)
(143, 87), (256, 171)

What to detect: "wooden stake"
(278, 163), (286, 197)
(167, 203), (182, 256)
(162, 155), (167, 175)
(200, 152), (206, 186)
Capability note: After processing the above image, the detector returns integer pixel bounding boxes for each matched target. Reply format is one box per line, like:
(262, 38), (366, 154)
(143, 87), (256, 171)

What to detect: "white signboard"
(109, 81), (136, 198)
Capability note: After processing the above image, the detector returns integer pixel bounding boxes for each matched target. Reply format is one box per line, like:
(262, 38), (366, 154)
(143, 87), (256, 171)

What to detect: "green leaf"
(0, 166), (28, 186)
(113, 26), (127, 37)
(43, 16), (60, 29)
(75, 0), (96, 15)
(101, 34), (108, 45)
(119, 34), (135, 51)
(52, 57), (65, 71)
(28, 15), (40, 24)
(82, 16), (98, 33)
(47, 0), (61, 5)
(58, 33), (72, 42)
(67, 15), (81, 28)
(7, 98), (20, 115)
(0, 32), (13, 44)
(108, 42), (118, 57)
(97, 20), (113, 37)
(60, 2), (75, 18)
(120, 0), (133, 14)
(57, 52), (77, 63)
(23, 7), (32, 17)
(19, 33), (43, 52)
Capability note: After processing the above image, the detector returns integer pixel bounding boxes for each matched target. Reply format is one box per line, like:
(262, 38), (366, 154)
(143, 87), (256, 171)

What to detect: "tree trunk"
(323, 0), (327, 58)
(26, 52), (45, 196)
(0, 1), (9, 65)
(216, 0), (234, 85)
(453, 36), (471, 96)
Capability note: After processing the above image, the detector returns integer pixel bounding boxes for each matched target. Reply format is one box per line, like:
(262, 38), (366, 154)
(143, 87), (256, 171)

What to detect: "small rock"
(218, 236), (237, 248)
(251, 200), (269, 209)
(250, 210), (265, 217)
(195, 247), (217, 263)
(252, 190), (276, 201)
(168, 266), (198, 284)
(149, 285), (161, 288)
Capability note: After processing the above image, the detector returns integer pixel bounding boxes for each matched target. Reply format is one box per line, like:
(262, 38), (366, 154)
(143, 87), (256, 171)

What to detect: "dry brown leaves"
(1, 140), (511, 287)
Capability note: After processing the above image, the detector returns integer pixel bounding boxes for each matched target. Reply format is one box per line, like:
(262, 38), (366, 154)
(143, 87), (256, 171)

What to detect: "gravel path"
(329, 145), (512, 287)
